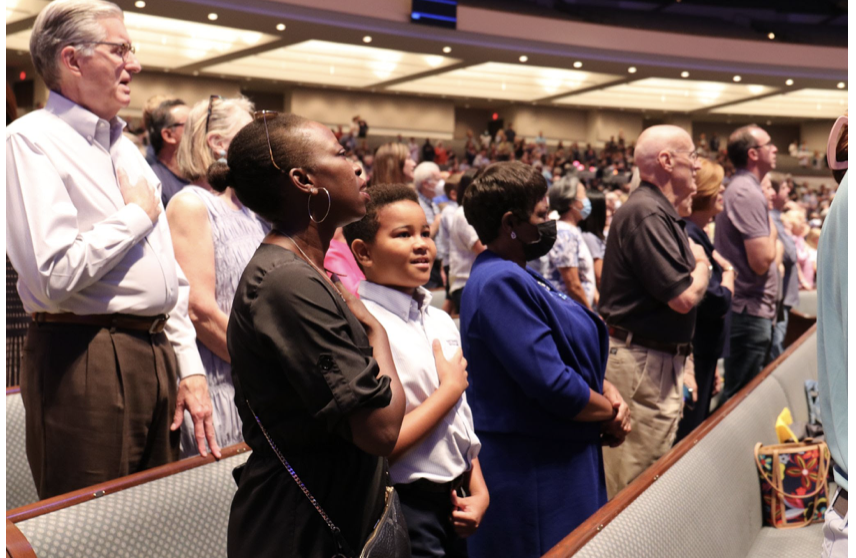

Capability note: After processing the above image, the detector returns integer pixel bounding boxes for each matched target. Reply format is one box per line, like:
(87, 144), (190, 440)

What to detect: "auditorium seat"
(545, 327), (823, 558)
(7, 444), (251, 558)
(6, 388), (39, 511)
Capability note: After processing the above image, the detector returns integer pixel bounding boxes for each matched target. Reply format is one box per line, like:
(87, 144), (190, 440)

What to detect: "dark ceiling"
(460, 0), (848, 47)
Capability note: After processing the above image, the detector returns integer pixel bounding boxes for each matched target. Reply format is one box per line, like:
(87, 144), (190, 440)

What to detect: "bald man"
(599, 125), (710, 497)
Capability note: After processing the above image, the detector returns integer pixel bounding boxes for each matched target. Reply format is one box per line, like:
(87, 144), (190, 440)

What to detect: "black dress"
(227, 244), (393, 558)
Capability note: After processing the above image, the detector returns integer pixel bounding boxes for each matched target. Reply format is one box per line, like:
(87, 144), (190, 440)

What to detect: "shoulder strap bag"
(246, 399), (411, 558)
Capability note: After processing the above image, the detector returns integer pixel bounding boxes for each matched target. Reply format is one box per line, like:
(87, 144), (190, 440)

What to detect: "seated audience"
(459, 162), (629, 558)
(220, 112), (406, 558)
(169, 95), (267, 456)
(344, 183), (488, 557)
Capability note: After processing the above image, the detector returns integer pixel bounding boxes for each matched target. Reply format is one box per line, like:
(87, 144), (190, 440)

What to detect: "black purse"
(246, 400), (411, 558)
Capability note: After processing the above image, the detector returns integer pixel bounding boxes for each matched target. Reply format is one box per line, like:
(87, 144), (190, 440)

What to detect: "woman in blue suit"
(459, 162), (630, 558)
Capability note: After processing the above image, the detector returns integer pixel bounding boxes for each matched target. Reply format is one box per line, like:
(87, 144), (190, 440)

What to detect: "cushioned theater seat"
(13, 447), (250, 558)
(563, 329), (824, 558)
(6, 389), (39, 510)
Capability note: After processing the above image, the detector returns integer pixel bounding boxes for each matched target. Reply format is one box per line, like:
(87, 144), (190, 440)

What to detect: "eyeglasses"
(77, 41), (136, 61)
(672, 149), (700, 162)
(254, 110), (283, 171)
(750, 140), (774, 150)
(205, 95), (223, 134)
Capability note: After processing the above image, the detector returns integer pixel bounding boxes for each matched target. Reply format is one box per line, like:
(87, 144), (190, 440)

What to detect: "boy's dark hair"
(463, 162), (547, 245)
(343, 183), (419, 248)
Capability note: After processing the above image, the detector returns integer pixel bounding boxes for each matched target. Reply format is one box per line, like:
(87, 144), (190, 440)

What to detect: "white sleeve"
(164, 260), (206, 379)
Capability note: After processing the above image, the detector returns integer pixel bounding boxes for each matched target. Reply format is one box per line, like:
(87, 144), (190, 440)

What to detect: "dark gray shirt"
(714, 170), (777, 320)
(599, 182), (697, 343)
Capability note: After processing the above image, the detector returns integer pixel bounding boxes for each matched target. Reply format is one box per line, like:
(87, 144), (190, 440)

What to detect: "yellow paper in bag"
(775, 407), (798, 443)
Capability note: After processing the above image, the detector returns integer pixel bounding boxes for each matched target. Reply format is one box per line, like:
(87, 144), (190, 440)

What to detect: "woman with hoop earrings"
(214, 111), (406, 558)
(167, 95), (268, 457)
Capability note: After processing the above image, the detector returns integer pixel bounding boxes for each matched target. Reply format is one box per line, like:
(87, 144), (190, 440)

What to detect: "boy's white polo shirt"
(359, 281), (481, 485)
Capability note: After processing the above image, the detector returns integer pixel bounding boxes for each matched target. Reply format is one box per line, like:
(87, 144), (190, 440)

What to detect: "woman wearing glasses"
(167, 95), (268, 456)
(216, 112), (406, 558)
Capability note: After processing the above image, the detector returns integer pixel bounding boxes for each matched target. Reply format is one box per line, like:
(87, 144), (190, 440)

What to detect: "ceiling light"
(786, 79), (794, 86)
(207, 13), (218, 21)
(276, 23), (286, 31)
(628, 66), (637, 74)
(573, 61), (583, 68)
(134, 1), (146, 7)
(767, 32), (775, 40)
(363, 36), (372, 43)
(837, 82), (846, 89)
(442, 46), (452, 54)
(519, 55), (528, 63)
(733, 75), (742, 82)
(681, 71), (689, 78)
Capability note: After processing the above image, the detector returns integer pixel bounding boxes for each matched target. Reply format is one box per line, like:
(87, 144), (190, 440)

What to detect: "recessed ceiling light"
(363, 36), (372, 43)
(837, 82), (846, 89)
(207, 13), (218, 21)
(628, 66), (637, 74)
(443, 46), (452, 54)
(733, 75), (742, 82)
(786, 79), (794, 86)
(681, 71), (690, 78)
(276, 23), (286, 31)
(767, 32), (775, 40)
(192, 71), (199, 76)
(519, 55), (528, 63)
(134, 0), (145, 7)
(573, 61), (583, 68)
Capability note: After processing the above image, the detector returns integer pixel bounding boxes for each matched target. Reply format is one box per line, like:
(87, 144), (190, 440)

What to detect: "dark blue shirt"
(684, 219), (732, 359)
(150, 159), (189, 208)
(460, 250), (608, 443)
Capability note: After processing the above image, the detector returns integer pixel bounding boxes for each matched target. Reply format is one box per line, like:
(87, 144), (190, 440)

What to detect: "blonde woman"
(168, 95), (269, 456)
(371, 142), (415, 186)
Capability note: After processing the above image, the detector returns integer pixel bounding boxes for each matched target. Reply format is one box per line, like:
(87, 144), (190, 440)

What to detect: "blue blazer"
(460, 250), (608, 443)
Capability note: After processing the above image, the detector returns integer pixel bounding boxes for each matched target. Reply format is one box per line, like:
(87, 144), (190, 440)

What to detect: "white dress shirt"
(448, 206), (480, 293)
(359, 281), (480, 485)
(6, 92), (204, 379)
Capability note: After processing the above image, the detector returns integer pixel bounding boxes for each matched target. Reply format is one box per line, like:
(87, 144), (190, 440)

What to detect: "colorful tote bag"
(754, 440), (830, 529)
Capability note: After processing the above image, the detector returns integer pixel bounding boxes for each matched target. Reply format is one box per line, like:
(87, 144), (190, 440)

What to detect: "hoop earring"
(308, 187), (331, 224)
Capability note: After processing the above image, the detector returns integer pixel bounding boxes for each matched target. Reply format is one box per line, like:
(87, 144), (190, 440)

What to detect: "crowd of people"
(5, 1), (848, 558)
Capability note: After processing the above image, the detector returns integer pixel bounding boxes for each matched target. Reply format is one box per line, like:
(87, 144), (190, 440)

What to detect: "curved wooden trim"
(542, 324), (817, 558)
(6, 520), (36, 558)
(6, 442), (251, 523)
(6, 387), (21, 396)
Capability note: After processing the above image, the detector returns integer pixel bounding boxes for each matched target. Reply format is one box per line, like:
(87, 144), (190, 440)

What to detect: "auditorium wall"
(290, 87), (456, 139)
(800, 120), (839, 154)
(691, 121), (802, 153)
(125, 73), (243, 117)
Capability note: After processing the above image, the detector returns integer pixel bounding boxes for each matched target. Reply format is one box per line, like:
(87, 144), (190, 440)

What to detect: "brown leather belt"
(833, 488), (848, 517)
(608, 326), (692, 357)
(32, 313), (169, 334)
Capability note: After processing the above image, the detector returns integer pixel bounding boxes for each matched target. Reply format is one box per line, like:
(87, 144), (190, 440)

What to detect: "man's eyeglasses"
(254, 110), (283, 171)
(750, 141), (774, 150)
(205, 95), (223, 134)
(77, 41), (135, 62)
(672, 149), (700, 162)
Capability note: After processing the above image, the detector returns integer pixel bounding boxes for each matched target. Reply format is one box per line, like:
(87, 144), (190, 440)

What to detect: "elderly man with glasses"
(599, 125), (709, 498)
(6, 0), (219, 500)
(713, 125), (780, 403)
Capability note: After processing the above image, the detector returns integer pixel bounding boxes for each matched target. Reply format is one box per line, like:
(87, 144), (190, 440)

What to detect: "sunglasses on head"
(254, 110), (284, 171)
(205, 95), (223, 134)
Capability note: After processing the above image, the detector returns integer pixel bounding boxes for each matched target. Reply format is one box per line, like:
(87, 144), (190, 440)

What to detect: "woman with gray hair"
(532, 175), (598, 309)
(167, 95), (269, 456)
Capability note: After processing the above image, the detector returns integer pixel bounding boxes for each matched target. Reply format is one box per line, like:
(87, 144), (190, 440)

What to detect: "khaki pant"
(602, 336), (686, 499)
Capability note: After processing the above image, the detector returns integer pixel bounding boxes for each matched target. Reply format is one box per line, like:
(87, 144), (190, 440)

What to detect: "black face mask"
(518, 219), (557, 261)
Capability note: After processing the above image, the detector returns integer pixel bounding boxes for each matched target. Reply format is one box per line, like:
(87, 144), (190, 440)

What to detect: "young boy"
(343, 183), (488, 557)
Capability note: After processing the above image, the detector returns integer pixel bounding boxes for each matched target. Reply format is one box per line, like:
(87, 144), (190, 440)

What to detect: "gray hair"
(30, 0), (124, 91)
(548, 174), (582, 214)
(413, 161), (439, 189)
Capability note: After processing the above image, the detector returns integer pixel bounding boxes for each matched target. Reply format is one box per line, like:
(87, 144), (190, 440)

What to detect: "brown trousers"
(21, 322), (179, 499)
